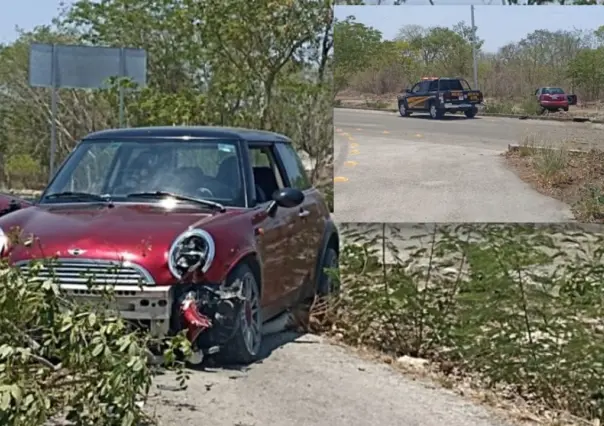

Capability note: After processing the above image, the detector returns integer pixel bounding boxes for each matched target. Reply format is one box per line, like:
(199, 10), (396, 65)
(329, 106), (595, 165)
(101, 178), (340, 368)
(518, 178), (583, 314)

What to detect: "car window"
(460, 79), (471, 90)
(428, 80), (438, 91)
(275, 143), (311, 191)
(411, 83), (421, 93)
(43, 139), (246, 207)
(543, 87), (565, 95)
(439, 80), (464, 91)
(248, 145), (286, 204)
(66, 143), (121, 194)
(418, 81), (430, 92)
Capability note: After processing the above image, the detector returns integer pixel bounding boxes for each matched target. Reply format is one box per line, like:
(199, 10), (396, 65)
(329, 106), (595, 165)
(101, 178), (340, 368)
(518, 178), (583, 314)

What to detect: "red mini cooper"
(0, 126), (339, 365)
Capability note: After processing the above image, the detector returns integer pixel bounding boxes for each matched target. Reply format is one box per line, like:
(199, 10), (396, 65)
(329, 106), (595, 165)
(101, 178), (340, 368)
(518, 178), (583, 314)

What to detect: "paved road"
(150, 332), (510, 426)
(334, 108), (604, 222)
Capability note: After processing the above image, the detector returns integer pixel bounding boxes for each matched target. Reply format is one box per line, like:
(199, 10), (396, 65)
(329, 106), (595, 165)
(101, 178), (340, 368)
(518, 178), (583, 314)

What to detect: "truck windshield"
(41, 139), (246, 208)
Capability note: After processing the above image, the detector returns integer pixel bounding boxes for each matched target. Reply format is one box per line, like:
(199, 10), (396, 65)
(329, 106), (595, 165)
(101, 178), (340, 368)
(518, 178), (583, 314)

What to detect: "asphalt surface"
(334, 108), (604, 222)
(150, 333), (510, 426)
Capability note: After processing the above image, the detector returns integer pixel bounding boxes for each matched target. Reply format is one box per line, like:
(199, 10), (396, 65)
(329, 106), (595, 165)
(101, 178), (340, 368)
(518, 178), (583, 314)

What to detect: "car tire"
(317, 246), (339, 296)
(464, 107), (477, 118)
(563, 106), (569, 112)
(219, 263), (262, 365)
(399, 102), (411, 117)
(429, 103), (444, 120)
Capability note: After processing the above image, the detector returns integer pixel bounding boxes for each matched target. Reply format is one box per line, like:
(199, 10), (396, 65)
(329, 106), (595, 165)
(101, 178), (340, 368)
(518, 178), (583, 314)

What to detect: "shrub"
(321, 223), (604, 423)
(0, 259), (191, 426)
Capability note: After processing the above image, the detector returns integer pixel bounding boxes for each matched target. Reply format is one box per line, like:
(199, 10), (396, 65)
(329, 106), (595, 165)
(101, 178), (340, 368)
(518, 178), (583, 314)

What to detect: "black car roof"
(83, 126), (291, 143)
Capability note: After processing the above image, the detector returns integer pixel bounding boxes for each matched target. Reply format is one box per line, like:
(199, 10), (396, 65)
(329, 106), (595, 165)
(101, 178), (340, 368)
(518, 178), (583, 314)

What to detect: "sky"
(335, 5), (604, 52)
(0, 0), (72, 45)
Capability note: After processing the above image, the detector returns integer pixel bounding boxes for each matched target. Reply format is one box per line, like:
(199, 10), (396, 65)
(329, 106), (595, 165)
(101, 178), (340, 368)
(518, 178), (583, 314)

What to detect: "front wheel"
(464, 107), (477, 118)
(399, 102), (411, 117)
(219, 263), (262, 365)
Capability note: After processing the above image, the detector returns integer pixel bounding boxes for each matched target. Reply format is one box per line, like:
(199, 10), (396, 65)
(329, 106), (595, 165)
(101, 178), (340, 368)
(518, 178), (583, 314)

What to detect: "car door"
(247, 143), (300, 315)
(274, 142), (323, 295)
(408, 81), (430, 111)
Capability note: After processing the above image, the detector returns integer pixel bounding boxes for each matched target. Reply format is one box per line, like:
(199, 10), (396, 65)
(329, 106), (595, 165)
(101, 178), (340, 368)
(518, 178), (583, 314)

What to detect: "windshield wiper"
(44, 191), (112, 203)
(125, 191), (226, 212)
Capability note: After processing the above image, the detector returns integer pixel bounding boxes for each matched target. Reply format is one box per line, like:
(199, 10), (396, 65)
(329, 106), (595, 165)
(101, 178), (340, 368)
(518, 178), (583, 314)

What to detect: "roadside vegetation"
(0, 255), (192, 425)
(505, 138), (604, 222)
(315, 223), (604, 425)
(0, 0), (334, 209)
(333, 16), (604, 118)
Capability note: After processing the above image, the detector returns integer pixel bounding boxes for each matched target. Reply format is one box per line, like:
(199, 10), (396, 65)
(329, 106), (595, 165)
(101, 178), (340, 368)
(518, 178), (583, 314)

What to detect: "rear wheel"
(317, 247), (339, 296)
(429, 103), (444, 120)
(219, 263), (262, 365)
(464, 107), (477, 118)
(563, 106), (569, 112)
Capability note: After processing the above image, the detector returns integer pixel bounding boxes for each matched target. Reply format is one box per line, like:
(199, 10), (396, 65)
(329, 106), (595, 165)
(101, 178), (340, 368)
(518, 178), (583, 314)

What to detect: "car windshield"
(544, 87), (565, 95)
(41, 139), (245, 207)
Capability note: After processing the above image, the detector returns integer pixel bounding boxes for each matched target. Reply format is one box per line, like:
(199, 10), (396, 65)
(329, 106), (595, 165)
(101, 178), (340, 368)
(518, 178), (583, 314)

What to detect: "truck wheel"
(398, 102), (411, 117)
(219, 263), (262, 365)
(464, 107), (477, 118)
(429, 103), (444, 119)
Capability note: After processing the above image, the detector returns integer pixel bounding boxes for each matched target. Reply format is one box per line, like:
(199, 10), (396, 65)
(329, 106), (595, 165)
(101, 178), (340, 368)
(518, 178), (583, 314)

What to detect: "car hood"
(0, 202), (242, 282)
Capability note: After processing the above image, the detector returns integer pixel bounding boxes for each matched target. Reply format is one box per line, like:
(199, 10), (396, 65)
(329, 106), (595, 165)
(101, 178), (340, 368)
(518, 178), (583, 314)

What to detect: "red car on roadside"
(0, 126), (339, 365)
(534, 87), (571, 113)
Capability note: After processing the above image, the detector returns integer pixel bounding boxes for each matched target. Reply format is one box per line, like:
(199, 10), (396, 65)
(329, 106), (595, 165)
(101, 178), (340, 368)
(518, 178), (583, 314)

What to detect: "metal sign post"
(28, 43), (147, 181)
(471, 5), (479, 89)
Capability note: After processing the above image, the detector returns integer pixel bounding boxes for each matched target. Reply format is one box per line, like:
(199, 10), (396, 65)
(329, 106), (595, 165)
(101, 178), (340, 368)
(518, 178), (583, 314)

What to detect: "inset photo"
(334, 5), (604, 223)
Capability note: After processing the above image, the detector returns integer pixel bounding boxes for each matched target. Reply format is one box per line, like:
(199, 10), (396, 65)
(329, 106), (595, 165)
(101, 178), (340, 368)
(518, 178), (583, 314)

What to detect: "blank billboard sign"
(29, 43), (147, 89)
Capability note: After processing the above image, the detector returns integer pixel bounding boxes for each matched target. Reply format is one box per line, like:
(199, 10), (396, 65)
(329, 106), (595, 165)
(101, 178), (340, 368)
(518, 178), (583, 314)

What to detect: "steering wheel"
(196, 187), (214, 197)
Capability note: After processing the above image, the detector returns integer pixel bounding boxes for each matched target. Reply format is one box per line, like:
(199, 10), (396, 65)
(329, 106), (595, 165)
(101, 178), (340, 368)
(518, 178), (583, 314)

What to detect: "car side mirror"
(405, 88), (412, 93)
(266, 188), (305, 216)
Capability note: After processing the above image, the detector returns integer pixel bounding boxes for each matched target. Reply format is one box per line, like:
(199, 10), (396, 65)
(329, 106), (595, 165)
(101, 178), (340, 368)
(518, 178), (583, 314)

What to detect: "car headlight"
(168, 229), (215, 279)
(0, 228), (7, 256)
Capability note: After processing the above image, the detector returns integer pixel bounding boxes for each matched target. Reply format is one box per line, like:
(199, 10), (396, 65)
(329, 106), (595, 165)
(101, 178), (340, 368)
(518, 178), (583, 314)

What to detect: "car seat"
(253, 167), (279, 203)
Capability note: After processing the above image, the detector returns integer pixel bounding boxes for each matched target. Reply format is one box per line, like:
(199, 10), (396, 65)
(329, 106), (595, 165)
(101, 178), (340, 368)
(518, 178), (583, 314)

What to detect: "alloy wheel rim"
(240, 273), (261, 355)
(400, 104), (406, 115)
(430, 105), (436, 117)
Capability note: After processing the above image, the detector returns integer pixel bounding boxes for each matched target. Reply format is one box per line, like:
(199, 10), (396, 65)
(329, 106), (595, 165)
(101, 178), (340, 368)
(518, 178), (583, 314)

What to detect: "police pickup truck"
(397, 77), (484, 119)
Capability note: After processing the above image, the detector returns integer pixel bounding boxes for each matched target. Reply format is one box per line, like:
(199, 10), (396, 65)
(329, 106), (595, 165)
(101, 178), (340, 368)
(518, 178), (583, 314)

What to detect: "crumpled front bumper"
(60, 283), (173, 337)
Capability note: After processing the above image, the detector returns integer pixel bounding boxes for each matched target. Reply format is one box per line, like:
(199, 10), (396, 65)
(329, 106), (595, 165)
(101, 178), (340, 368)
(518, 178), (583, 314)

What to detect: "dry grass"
(505, 135), (604, 222)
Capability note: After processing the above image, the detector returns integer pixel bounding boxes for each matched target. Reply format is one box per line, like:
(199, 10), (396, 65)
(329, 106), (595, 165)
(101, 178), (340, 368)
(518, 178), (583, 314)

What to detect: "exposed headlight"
(168, 229), (215, 279)
(0, 228), (7, 256)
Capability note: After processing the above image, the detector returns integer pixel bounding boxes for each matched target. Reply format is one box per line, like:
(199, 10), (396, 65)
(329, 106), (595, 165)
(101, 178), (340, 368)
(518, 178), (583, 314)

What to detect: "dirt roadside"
(146, 333), (512, 426)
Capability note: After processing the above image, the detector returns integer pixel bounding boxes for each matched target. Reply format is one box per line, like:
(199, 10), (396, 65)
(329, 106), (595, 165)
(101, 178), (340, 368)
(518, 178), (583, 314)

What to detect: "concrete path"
(149, 333), (511, 426)
(333, 108), (604, 222)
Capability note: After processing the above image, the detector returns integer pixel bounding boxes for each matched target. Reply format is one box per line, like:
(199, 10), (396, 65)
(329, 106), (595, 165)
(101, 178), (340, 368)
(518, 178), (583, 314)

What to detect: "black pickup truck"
(397, 77), (484, 119)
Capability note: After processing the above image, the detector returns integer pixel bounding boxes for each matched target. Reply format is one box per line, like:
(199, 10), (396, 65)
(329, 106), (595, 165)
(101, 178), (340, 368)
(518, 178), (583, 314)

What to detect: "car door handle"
(298, 209), (310, 218)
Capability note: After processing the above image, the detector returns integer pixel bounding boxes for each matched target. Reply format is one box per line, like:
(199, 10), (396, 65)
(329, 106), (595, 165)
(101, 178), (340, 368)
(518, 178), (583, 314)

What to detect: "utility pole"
(470, 5), (479, 89)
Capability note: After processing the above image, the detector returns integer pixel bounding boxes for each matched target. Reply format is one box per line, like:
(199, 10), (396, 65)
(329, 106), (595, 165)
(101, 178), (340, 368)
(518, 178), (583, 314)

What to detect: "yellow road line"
(344, 161), (358, 166)
(334, 176), (348, 183)
(350, 149), (360, 155)
(350, 142), (359, 148)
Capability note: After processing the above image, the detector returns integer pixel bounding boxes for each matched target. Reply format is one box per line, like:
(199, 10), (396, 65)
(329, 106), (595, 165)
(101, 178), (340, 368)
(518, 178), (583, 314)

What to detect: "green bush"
(4, 154), (44, 190)
(0, 259), (191, 426)
(325, 224), (604, 423)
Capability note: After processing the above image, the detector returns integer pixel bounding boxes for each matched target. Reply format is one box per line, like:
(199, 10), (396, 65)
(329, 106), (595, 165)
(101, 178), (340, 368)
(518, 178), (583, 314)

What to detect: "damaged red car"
(0, 126), (339, 365)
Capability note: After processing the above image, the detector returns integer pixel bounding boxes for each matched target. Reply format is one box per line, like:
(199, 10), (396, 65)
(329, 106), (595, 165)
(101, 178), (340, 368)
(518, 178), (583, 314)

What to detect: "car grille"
(16, 258), (155, 286)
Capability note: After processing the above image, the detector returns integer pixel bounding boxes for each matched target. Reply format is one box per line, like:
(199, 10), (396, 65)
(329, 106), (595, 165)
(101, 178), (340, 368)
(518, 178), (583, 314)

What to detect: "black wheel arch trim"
(314, 218), (339, 282)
